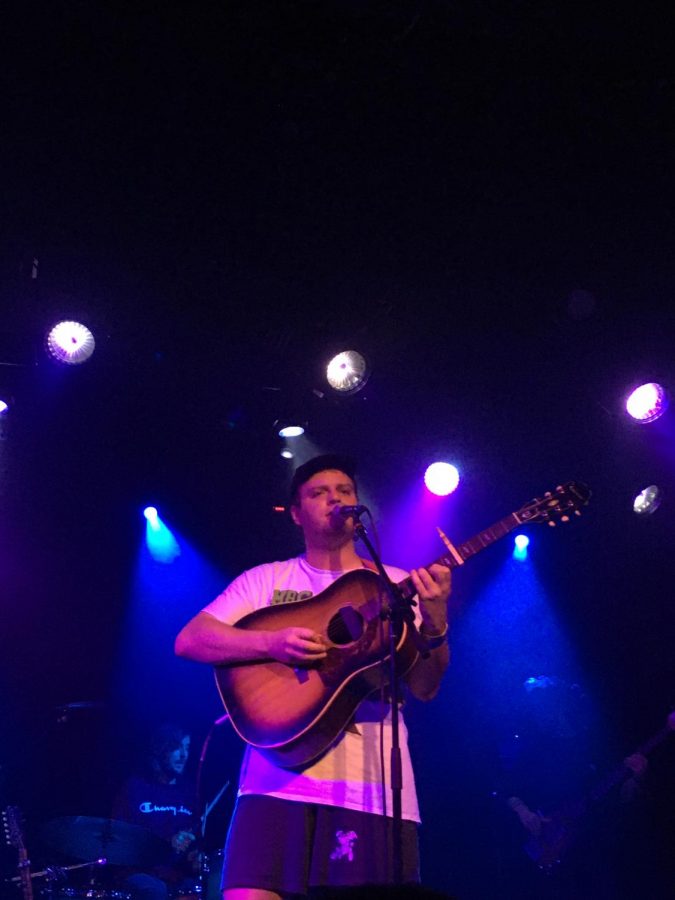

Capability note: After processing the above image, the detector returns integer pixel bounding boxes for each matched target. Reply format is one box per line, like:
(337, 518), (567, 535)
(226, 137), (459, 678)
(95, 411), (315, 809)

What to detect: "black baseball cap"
(289, 453), (357, 505)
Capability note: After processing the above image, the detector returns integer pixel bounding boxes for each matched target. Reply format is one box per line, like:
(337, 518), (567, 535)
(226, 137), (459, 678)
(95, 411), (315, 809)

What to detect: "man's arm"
(404, 564), (451, 701)
(175, 611), (328, 665)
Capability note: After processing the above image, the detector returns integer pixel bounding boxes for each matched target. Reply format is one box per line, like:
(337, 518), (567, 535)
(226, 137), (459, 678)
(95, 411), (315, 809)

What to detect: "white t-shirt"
(203, 555), (422, 822)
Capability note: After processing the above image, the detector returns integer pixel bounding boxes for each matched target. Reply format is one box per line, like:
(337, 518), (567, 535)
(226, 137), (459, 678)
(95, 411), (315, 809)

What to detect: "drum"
(168, 851), (224, 900)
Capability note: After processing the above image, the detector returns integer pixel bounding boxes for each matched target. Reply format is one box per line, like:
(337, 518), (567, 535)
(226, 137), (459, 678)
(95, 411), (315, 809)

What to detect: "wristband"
(420, 622), (448, 649)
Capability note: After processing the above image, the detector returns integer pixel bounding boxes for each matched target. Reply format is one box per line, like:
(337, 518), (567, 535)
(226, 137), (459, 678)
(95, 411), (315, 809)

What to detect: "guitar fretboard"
(396, 512), (521, 600)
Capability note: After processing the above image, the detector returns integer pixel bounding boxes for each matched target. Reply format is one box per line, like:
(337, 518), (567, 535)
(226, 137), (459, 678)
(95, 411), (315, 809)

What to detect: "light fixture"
(513, 533), (529, 561)
(46, 321), (96, 365)
(424, 462), (460, 496)
(280, 448), (294, 459)
(0, 399), (9, 414)
(277, 424), (305, 438)
(633, 485), (661, 516)
(625, 383), (668, 423)
(326, 350), (369, 394)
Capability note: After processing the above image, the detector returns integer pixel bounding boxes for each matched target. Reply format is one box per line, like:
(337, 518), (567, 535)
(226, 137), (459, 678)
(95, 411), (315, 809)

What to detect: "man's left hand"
(410, 564), (451, 634)
(171, 829), (196, 854)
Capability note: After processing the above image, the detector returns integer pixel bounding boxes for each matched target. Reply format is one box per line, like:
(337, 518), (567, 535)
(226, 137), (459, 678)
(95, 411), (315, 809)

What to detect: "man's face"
(290, 469), (358, 541)
(161, 735), (190, 781)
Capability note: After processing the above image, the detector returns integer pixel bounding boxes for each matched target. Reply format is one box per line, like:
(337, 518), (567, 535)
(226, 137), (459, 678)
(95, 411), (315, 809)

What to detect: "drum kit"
(4, 814), (224, 900)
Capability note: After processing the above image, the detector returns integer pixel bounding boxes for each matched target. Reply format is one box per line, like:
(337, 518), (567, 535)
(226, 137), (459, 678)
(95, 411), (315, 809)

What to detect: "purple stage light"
(424, 462), (460, 496)
(46, 321), (96, 365)
(0, 400), (8, 414)
(625, 382), (668, 423)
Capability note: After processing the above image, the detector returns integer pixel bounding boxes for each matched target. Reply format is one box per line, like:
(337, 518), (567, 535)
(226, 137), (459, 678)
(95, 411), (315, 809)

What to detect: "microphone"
(330, 504), (368, 525)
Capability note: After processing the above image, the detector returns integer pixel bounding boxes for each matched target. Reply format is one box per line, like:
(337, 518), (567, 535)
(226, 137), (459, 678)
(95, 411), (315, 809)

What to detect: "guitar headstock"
(2, 806), (26, 852)
(515, 482), (591, 527)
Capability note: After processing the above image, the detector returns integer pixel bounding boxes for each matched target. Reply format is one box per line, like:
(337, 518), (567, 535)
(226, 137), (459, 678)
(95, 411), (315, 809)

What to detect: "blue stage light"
(143, 508), (180, 562)
(513, 534), (529, 560)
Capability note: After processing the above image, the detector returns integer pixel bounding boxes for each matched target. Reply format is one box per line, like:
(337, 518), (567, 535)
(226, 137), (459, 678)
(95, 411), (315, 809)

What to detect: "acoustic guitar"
(214, 482), (590, 768)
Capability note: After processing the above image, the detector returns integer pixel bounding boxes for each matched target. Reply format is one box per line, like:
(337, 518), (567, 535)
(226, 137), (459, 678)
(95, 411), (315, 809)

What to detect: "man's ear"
(290, 503), (301, 526)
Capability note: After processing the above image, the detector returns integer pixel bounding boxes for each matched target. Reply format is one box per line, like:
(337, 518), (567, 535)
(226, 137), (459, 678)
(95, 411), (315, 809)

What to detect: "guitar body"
(524, 799), (587, 869)
(214, 568), (419, 768)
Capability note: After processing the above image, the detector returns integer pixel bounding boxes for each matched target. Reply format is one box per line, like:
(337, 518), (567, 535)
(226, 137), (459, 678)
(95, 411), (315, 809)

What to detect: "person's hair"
(289, 453), (357, 506)
(147, 722), (190, 777)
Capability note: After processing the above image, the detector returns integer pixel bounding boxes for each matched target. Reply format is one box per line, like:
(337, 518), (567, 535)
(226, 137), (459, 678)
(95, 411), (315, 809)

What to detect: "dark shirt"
(112, 775), (199, 884)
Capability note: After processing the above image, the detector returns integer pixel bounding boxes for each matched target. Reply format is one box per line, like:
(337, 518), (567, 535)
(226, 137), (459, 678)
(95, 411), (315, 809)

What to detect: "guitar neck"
(396, 512), (521, 599)
(589, 721), (674, 803)
(18, 849), (34, 900)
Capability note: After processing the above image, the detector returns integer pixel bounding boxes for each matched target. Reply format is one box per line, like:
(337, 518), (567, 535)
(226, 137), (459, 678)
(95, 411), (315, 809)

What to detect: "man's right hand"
(266, 627), (328, 664)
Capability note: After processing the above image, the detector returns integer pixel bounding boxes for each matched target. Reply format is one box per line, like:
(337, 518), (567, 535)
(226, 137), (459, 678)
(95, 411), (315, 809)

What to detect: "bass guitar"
(214, 481), (590, 768)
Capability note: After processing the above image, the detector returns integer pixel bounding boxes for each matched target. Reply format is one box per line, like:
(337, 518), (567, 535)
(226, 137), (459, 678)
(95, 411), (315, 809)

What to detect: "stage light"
(633, 485), (661, 516)
(278, 424), (305, 438)
(143, 507), (180, 562)
(143, 506), (159, 522)
(0, 400), (8, 414)
(326, 350), (369, 394)
(46, 321), (96, 365)
(513, 533), (529, 561)
(424, 462), (460, 496)
(280, 448), (294, 459)
(625, 382), (668, 423)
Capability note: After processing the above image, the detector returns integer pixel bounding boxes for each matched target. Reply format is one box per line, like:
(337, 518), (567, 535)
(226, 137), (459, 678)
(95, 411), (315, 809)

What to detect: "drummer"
(112, 723), (200, 899)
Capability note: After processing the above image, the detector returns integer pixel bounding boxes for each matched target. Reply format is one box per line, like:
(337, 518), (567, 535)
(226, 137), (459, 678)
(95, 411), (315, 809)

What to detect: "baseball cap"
(289, 453), (357, 504)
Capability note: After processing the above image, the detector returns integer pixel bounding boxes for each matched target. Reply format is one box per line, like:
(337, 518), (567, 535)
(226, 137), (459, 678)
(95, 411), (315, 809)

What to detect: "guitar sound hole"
(327, 606), (364, 645)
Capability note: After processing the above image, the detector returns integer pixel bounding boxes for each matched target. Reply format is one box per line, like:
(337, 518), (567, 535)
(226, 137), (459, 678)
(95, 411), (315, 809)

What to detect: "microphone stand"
(195, 717), (231, 887)
(351, 512), (432, 886)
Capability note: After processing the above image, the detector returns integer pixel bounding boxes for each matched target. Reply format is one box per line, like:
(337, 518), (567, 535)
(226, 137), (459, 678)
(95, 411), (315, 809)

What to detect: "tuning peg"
(548, 521), (556, 527)
(575, 510), (582, 516)
(544, 491), (552, 498)
(561, 515), (569, 523)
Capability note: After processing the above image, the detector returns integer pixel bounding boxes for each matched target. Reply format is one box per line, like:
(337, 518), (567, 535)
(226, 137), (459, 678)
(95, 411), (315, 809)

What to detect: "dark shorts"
(221, 794), (420, 897)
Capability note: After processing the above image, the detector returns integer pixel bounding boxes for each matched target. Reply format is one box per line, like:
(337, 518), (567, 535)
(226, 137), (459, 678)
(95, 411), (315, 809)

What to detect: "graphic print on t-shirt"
(270, 589), (313, 605)
(330, 829), (358, 861)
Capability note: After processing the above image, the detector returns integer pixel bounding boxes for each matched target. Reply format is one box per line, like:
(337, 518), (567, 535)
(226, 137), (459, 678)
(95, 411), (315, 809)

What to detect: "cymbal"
(42, 816), (172, 866)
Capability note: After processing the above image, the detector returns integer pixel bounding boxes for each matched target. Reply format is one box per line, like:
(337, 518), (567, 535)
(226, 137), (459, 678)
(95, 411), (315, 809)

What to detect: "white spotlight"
(326, 351), (369, 394)
(278, 424), (305, 438)
(633, 485), (661, 516)
(46, 321), (96, 365)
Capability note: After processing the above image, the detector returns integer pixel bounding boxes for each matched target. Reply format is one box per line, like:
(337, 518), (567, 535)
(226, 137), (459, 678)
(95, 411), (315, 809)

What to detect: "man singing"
(175, 454), (451, 899)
